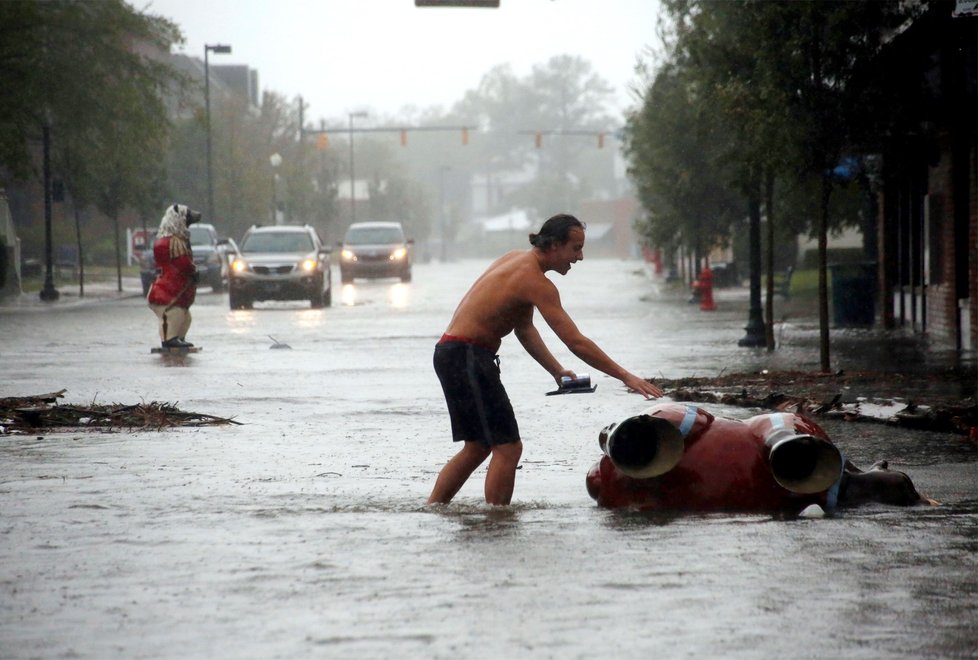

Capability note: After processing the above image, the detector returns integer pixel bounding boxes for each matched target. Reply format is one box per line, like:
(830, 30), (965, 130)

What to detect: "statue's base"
(151, 346), (202, 354)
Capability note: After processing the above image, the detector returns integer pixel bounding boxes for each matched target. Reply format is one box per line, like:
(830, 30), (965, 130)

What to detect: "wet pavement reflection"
(0, 259), (975, 658)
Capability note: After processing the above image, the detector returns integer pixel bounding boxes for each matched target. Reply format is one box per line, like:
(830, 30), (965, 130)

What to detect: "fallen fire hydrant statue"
(586, 402), (935, 513)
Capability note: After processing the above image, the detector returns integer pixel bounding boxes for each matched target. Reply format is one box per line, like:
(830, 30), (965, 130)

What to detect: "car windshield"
(189, 226), (213, 246)
(242, 232), (315, 253)
(345, 226), (404, 245)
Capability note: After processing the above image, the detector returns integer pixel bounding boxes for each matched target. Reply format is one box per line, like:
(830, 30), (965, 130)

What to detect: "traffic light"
(534, 131), (542, 148)
(400, 129), (408, 146)
(597, 132), (605, 149)
(461, 127), (469, 145)
(316, 133), (329, 151)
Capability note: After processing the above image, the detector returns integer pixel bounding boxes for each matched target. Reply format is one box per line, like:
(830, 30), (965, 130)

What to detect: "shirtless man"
(428, 213), (663, 506)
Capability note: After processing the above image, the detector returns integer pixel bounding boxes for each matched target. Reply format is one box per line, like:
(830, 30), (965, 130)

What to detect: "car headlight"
(391, 247), (407, 260)
(341, 249), (356, 261)
(230, 259), (248, 273)
(300, 258), (318, 272)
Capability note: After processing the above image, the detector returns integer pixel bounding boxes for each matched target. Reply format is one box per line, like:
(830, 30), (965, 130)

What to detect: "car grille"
(358, 252), (390, 262)
(253, 265), (294, 275)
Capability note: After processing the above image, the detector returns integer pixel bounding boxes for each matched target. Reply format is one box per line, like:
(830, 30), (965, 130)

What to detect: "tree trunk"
(764, 172), (775, 351)
(74, 204), (85, 298)
(113, 212), (122, 293)
(818, 175), (831, 372)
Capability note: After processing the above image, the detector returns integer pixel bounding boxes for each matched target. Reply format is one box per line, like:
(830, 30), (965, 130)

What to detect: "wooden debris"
(651, 370), (976, 437)
(0, 391), (240, 435)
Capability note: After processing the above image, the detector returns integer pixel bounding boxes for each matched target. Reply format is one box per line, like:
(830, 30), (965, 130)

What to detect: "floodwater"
(1, 259), (975, 658)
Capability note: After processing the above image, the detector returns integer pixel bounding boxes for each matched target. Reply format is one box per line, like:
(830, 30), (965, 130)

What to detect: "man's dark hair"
(529, 213), (586, 250)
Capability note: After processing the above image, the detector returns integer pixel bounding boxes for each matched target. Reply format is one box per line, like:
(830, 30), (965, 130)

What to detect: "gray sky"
(144, 0), (662, 124)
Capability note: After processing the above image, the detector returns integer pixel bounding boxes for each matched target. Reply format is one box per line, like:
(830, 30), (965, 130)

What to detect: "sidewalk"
(654, 273), (976, 407)
(0, 277), (144, 310)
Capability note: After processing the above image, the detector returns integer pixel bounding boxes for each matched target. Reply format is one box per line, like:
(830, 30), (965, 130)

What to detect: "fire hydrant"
(695, 266), (716, 311)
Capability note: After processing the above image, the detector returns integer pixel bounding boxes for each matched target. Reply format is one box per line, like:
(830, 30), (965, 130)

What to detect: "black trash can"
(829, 262), (877, 327)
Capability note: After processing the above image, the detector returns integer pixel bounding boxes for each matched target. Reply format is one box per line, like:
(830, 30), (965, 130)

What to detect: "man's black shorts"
(433, 339), (520, 446)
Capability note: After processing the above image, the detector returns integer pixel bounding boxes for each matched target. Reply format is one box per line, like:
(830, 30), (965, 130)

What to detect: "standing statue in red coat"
(147, 204), (201, 349)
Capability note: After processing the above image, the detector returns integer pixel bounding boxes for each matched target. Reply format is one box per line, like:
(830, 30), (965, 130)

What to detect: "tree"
(629, 0), (916, 364)
(0, 1), (183, 179)
(624, 61), (741, 271)
(661, 0), (809, 347)
(449, 56), (619, 219)
(0, 0), (186, 286)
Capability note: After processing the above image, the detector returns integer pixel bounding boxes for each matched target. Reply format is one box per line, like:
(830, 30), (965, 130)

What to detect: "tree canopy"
(0, 0), (184, 192)
(625, 0), (920, 361)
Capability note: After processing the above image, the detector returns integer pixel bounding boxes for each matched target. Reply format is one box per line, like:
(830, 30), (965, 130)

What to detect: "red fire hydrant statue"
(585, 402), (936, 513)
(692, 266), (716, 311)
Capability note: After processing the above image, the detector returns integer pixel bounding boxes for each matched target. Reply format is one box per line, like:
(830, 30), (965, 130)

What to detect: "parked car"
(338, 221), (413, 283)
(138, 224), (231, 295)
(138, 230), (158, 296)
(228, 224), (332, 309)
(189, 223), (229, 292)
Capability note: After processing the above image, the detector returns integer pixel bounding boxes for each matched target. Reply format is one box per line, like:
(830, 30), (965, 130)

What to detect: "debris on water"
(798, 504), (825, 518)
(649, 370), (977, 437)
(268, 335), (291, 349)
(0, 389), (241, 435)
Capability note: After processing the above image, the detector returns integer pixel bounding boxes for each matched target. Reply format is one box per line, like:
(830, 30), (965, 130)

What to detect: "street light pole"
(204, 43), (231, 224)
(439, 166), (450, 262)
(269, 152), (282, 225)
(348, 111), (367, 223)
(39, 121), (59, 301)
(738, 197), (767, 347)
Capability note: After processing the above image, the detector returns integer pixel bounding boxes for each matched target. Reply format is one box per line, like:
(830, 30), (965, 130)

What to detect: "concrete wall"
(0, 189), (22, 298)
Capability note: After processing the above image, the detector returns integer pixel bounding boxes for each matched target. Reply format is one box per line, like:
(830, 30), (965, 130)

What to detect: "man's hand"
(623, 374), (663, 399)
(554, 368), (577, 386)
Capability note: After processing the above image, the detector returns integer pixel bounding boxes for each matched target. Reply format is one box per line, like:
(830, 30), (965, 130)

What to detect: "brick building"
(877, 1), (977, 352)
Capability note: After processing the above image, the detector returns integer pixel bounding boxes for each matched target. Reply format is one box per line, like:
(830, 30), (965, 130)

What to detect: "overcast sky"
(144, 0), (663, 124)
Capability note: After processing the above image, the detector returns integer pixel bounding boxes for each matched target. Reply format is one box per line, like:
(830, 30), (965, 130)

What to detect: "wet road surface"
(1, 259), (975, 658)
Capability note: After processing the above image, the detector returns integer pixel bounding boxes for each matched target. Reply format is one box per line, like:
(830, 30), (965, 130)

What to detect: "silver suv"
(338, 221), (413, 283)
(229, 225), (332, 309)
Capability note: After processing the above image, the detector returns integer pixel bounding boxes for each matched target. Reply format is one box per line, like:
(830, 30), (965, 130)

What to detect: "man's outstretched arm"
(514, 319), (575, 385)
(533, 283), (663, 398)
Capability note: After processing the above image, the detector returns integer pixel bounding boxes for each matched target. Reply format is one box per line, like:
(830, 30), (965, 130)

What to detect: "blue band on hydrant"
(770, 413), (786, 430)
(679, 405), (698, 437)
(825, 451), (846, 512)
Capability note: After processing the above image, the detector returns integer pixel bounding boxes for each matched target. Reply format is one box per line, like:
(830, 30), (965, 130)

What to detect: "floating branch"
(0, 391), (241, 434)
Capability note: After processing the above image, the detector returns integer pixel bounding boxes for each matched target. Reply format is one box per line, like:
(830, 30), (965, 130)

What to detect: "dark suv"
(138, 224), (231, 295)
(338, 221), (413, 283)
(229, 225), (332, 309)
(189, 223), (229, 292)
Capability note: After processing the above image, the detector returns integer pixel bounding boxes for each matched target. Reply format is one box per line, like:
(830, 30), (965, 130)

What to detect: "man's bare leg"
(485, 441), (523, 505)
(427, 441), (491, 504)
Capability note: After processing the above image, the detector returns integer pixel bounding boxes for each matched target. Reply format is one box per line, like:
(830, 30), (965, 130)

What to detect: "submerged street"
(1, 259), (975, 658)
